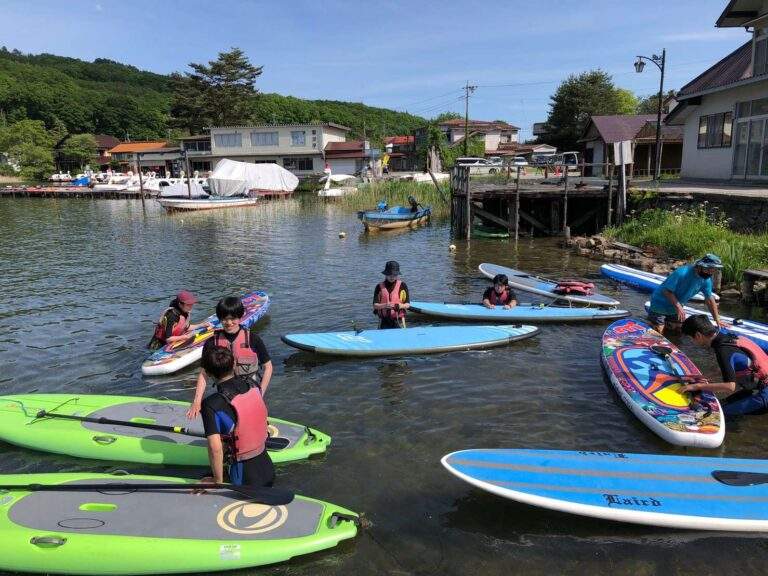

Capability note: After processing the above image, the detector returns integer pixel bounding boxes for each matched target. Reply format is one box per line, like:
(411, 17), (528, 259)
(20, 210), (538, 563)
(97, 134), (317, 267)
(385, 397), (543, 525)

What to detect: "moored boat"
(157, 196), (259, 212)
(357, 202), (431, 231)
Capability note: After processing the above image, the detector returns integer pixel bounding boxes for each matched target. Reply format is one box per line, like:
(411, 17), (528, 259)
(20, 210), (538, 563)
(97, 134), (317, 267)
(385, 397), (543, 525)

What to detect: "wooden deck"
(0, 187), (144, 199)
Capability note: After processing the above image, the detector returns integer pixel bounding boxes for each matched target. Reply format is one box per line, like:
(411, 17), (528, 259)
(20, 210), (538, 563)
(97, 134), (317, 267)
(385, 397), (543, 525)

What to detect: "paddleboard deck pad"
(281, 324), (539, 356)
(0, 394), (329, 465)
(442, 448), (768, 531)
(644, 301), (768, 353)
(0, 473), (358, 574)
(601, 319), (723, 448)
(142, 290), (270, 376)
(410, 301), (630, 323)
(479, 263), (620, 307)
(600, 263), (717, 302)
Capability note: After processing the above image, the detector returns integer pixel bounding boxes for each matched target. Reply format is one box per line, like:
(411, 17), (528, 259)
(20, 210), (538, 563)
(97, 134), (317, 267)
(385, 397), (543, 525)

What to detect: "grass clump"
(604, 206), (768, 284)
(335, 179), (450, 218)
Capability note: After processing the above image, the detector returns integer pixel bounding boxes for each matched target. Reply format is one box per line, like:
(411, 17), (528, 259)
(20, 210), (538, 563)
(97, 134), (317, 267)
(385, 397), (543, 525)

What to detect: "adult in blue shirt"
(647, 253), (722, 334)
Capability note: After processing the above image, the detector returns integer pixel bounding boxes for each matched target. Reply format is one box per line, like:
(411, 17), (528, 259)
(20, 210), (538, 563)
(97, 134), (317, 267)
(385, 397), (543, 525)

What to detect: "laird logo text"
(603, 494), (662, 507)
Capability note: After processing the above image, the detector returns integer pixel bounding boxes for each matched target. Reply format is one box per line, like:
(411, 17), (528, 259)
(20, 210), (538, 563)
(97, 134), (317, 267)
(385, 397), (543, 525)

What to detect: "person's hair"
(492, 274), (509, 286)
(216, 296), (245, 320)
(201, 345), (235, 378)
(682, 314), (718, 338)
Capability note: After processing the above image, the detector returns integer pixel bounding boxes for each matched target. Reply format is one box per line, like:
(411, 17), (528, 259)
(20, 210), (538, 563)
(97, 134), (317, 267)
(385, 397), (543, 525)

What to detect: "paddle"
(711, 470), (768, 487)
(0, 482), (294, 504)
(32, 410), (291, 451)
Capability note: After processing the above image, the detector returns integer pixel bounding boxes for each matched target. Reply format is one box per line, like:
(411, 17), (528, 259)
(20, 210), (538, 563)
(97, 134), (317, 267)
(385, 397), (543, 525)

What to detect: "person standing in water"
(373, 260), (410, 329)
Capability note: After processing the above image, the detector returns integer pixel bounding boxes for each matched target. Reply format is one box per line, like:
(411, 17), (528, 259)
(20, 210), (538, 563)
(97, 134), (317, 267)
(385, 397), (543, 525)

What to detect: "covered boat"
(208, 159), (299, 198)
(357, 198), (431, 231)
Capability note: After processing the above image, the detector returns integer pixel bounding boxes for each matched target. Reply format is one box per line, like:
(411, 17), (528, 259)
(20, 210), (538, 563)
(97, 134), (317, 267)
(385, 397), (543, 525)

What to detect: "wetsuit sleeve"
(373, 284), (381, 305)
(400, 282), (410, 304)
(713, 344), (738, 383)
(507, 289), (518, 303)
(249, 329), (271, 364)
(482, 287), (494, 301)
(201, 394), (236, 437)
(163, 310), (181, 340)
(201, 397), (220, 437)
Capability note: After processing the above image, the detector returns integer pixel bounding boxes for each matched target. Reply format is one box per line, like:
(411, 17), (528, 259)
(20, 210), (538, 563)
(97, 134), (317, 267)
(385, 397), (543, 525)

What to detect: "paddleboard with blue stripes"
(410, 301), (629, 323)
(601, 263), (718, 302)
(442, 448), (768, 531)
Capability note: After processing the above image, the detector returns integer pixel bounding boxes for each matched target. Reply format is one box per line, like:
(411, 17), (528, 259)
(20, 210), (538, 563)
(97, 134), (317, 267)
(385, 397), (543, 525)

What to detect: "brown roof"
(109, 141), (169, 153)
(94, 135), (120, 150)
(634, 122), (684, 143)
(440, 118), (520, 131)
(716, 0), (765, 27)
(325, 141), (366, 152)
(585, 115), (659, 144)
(384, 135), (414, 145)
(677, 40), (753, 98)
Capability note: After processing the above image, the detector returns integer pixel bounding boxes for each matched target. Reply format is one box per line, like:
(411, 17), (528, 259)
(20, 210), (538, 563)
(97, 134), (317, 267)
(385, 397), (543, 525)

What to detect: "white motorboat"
(157, 196), (259, 212)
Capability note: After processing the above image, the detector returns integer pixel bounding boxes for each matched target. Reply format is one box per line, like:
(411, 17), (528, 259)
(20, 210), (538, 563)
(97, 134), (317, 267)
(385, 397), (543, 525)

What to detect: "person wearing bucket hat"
(373, 260), (411, 329)
(647, 253), (723, 334)
(147, 290), (212, 350)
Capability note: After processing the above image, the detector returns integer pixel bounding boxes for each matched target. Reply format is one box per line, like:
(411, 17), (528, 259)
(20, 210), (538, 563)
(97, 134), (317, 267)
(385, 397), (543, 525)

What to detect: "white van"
(455, 157), (500, 174)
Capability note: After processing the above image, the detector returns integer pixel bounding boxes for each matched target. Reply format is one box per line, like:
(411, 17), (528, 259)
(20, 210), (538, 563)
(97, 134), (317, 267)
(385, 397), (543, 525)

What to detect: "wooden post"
(184, 152), (193, 199)
(465, 169), (471, 239)
(514, 166), (521, 240)
(606, 163), (614, 227)
(562, 166), (569, 233)
(136, 153), (145, 208)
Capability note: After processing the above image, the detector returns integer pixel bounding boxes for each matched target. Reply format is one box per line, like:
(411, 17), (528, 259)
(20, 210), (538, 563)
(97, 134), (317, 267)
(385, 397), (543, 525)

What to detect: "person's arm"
(482, 288), (494, 309)
(206, 434), (226, 484)
(705, 296), (721, 326)
(250, 332), (273, 394)
(259, 361), (273, 395)
(505, 290), (518, 309)
(662, 289), (685, 322)
(372, 285), (390, 312)
(187, 369), (209, 419)
(681, 380), (736, 394)
(684, 341), (739, 393)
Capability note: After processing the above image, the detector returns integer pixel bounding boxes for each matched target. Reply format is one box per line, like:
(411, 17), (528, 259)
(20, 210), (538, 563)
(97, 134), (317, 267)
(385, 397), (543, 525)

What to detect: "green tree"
(637, 90), (677, 115)
(60, 133), (97, 169)
(432, 111), (462, 123)
(616, 88), (639, 115)
(0, 119), (55, 179)
(441, 137), (485, 169)
(171, 48), (262, 131)
(544, 70), (631, 150)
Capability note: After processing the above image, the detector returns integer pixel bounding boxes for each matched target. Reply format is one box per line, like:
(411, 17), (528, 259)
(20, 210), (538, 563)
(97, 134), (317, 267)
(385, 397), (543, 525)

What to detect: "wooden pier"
(450, 165), (624, 239)
(0, 187), (143, 199)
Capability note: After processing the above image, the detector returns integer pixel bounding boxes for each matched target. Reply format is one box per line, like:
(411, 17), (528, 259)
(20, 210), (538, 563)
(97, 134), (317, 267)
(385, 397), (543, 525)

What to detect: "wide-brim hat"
(382, 260), (401, 275)
(695, 253), (723, 270)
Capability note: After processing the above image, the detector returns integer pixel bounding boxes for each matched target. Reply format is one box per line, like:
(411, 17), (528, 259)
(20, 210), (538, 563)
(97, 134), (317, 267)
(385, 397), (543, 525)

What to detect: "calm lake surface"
(2, 197), (768, 575)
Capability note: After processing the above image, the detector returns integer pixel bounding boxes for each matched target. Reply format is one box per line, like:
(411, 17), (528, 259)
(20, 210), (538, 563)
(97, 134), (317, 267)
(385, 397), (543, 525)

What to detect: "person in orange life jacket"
(680, 314), (768, 417)
(198, 345), (274, 487)
(147, 290), (211, 350)
(187, 296), (273, 419)
(373, 260), (410, 329)
(482, 274), (518, 310)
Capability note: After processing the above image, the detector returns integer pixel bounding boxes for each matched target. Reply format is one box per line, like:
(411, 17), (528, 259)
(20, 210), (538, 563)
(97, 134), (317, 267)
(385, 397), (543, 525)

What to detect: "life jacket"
(733, 335), (768, 388)
(219, 385), (268, 462)
(213, 327), (260, 378)
(376, 280), (406, 320)
(152, 307), (188, 343)
(489, 288), (513, 306)
(553, 280), (594, 296)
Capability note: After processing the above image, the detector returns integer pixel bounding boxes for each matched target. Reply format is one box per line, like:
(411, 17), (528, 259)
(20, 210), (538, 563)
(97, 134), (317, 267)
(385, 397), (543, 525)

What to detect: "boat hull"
(157, 197), (259, 212)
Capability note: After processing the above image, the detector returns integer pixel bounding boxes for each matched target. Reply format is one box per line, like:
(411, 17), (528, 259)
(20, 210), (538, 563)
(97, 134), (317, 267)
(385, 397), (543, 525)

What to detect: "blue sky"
(1, 0), (749, 139)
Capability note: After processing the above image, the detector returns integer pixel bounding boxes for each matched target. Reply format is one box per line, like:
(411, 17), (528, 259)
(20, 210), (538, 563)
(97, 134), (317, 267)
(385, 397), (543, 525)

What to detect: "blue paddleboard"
(442, 448), (768, 531)
(281, 325), (538, 356)
(410, 301), (629, 323)
(600, 263), (718, 302)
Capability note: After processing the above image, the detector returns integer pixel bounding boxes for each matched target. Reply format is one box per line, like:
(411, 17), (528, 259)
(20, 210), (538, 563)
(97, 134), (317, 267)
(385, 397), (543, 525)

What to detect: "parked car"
(510, 156), (528, 167)
(531, 154), (555, 166)
(455, 157), (500, 174)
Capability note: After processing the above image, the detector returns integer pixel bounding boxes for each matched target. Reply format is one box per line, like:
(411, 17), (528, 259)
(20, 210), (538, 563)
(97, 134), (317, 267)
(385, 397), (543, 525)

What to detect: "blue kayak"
(281, 324), (538, 356)
(442, 448), (768, 531)
(410, 301), (629, 323)
(600, 263), (718, 302)
(357, 206), (431, 231)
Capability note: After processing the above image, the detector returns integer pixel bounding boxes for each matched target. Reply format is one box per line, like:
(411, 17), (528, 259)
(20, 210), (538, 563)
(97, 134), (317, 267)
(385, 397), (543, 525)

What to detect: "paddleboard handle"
(328, 511), (361, 529)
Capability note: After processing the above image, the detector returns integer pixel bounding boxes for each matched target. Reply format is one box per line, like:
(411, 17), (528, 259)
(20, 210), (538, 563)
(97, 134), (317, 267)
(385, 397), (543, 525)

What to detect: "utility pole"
(463, 82), (476, 156)
(634, 49), (666, 181)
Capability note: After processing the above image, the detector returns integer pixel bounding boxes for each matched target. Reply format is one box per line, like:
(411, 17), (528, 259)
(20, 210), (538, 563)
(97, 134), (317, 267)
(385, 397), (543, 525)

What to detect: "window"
(213, 133), (242, 148)
(755, 33), (768, 77)
(283, 157), (313, 171)
(250, 131), (279, 146)
(184, 140), (210, 152)
(697, 112), (732, 148)
(291, 131), (306, 146)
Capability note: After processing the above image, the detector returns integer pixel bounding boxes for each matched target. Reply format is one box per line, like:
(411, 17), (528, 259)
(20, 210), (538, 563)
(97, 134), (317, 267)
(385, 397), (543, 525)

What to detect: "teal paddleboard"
(411, 301), (629, 323)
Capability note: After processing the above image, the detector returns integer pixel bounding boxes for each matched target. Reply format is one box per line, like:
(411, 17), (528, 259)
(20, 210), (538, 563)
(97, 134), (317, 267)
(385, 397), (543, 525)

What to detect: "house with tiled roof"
(108, 141), (182, 174)
(580, 115), (683, 177)
(383, 135), (416, 171)
(437, 118), (520, 155)
(665, 0), (768, 181)
(324, 140), (379, 174)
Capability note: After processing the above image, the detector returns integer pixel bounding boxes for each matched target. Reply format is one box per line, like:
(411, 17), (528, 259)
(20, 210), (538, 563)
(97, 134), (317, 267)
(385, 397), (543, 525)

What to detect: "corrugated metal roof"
(109, 141), (169, 153)
(384, 135), (414, 145)
(325, 141), (365, 152)
(439, 118), (520, 131)
(678, 40), (753, 97)
(588, 115), (659, 144)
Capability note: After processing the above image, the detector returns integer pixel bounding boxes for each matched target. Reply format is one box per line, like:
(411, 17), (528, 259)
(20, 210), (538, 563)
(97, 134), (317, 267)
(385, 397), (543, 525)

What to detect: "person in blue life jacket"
(647, 253), (723, 334)
(373, 260), (410, 329)
(482, 274), (518, 309)
(197, 345), (274, 487)
(680, 314), (768, 417)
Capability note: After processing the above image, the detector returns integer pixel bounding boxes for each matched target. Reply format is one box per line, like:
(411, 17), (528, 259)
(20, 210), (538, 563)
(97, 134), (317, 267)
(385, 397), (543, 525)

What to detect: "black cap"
(382, 260), (401, 276)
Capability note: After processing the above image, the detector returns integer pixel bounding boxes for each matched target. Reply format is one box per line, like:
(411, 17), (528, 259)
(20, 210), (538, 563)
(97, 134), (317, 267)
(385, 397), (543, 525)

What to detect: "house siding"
(680, 81), (768, 180)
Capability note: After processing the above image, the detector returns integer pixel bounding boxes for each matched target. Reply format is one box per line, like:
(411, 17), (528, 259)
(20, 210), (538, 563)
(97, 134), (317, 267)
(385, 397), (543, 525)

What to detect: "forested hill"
(0, 48), (425, 141)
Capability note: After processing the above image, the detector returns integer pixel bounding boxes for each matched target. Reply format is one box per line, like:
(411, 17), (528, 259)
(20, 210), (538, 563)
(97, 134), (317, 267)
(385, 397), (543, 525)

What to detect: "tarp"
(158, 181), (209, 198)
(208, 159), (299, 197)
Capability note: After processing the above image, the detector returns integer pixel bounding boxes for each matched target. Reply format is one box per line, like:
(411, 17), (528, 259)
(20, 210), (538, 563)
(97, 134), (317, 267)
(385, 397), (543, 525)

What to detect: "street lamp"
(634, 49), (666, 181)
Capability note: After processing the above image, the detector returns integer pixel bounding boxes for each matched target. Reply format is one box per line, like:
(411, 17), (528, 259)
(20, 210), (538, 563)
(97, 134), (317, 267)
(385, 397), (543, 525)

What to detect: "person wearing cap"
(373, 260), (410, 329)
(147, 290), (211, 350)
(482, 274), (518, 309)
(647, 253), (723, 334)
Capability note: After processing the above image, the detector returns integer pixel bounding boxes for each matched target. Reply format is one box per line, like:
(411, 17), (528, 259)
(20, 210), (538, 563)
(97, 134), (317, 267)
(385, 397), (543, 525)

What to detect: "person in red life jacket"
(198, 345), (274, 487)
(373, 260), (410, 329)
(187, 296), (273, 419)
(681, 314), (768, 417)
(482, 274), (518, 309)
(147, 290), (211, 350)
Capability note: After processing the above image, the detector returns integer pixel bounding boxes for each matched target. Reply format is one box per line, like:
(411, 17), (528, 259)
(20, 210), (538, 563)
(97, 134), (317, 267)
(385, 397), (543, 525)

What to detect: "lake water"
(1, 197), (768, 575)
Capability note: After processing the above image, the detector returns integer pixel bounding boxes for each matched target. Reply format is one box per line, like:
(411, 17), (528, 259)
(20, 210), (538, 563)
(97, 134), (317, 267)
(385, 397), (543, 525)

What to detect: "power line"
(399, 88), (465, 110)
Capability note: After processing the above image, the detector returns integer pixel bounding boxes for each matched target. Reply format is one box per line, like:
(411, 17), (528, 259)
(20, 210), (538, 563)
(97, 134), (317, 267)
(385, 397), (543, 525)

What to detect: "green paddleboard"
(0, 394), (329, 466)
(0, 472), (358, 574)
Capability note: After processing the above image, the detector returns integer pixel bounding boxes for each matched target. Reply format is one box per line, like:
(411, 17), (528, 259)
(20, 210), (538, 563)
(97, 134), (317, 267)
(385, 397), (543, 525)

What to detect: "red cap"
(177, 290), (198, 304)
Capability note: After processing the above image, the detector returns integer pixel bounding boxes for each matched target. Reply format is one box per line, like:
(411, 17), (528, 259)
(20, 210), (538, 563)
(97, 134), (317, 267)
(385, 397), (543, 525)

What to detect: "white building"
(666, 0), (768, 181)
(181, 123), (350, 176)
(438, 118), (520, 154)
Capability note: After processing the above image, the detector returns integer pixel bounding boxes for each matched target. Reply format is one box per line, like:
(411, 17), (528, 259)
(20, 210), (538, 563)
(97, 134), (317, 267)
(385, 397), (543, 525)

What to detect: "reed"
(334, 180), (450, 218)
(604, 207), (768, 284)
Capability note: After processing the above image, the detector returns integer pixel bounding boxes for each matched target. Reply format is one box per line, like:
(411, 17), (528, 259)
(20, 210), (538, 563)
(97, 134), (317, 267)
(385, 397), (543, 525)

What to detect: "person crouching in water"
(373, 260), (410, 329)
(681, 314), (768, 417)
(199, 345), (274, 487)
(187, 296), (273, 419)
(483, 274), (518, 310)
(147, 290), (211, 350)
